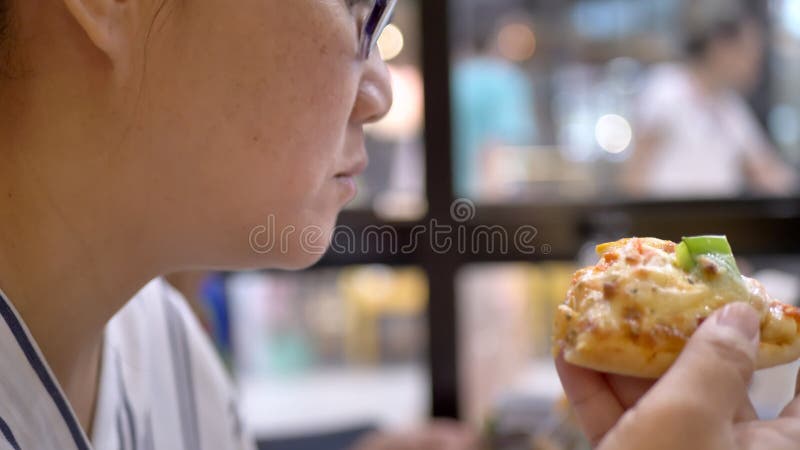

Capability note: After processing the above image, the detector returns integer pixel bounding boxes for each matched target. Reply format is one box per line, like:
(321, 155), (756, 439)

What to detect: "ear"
(61, 0), (139, 66)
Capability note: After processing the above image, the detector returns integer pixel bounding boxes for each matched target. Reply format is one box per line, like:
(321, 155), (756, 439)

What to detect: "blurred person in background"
(452, 15), (538, 200)
(624, 0), (798, 198)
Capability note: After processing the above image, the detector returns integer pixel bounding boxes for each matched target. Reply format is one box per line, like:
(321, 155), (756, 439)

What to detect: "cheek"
(146, 1), (361, 206)
(247, 63), (357, 218)
(732, 54), (759, 86)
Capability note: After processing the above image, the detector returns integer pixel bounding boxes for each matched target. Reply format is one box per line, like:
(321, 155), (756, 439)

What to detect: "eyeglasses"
(354, 0), (398, 59)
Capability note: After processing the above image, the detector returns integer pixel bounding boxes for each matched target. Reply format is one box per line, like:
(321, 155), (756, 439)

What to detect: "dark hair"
(682, 0), (757, 59)
(684, 18), (749, 58)
(0, 1), (7, 43)
(0, 0), (12, 77)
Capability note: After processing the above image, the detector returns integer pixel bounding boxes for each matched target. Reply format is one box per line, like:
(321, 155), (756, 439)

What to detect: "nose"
(351, 51), (393, 125)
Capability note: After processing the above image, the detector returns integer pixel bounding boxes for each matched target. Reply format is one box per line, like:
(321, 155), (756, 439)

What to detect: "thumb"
(642, 302), (760, 420)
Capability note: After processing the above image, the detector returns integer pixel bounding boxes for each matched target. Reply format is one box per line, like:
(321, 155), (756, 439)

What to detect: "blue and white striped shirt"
(0, 278), (256, 450)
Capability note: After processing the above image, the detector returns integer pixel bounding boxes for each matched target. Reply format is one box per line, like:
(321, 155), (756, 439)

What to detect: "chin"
(271, 232), (335, 270)
(232, 245), (329, 272)
(240, 209), (339, 270)
(273, 251), (329, 271)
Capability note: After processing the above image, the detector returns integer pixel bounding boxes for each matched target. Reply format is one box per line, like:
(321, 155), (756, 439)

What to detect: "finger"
(735, 418), (800, 449)
(423, 421), (480, 450)
(642, 303), (760, 420)
(734, 396), (758, 423)
(779, 366), (800, 418)
(555, 354), (625, 446)
(349, 432), (399, 450)
(605, 374), (656, 409)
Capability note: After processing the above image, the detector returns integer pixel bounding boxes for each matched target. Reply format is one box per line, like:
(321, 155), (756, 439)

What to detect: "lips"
(335, 157), (369, 179)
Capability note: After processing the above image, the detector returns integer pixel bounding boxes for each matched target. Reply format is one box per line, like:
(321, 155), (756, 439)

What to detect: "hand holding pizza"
(557, 302), (800, 449)
(351, 420), (478, 450)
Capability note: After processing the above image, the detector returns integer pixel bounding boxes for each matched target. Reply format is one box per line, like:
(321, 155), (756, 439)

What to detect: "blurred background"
(171, 0), (800, 448)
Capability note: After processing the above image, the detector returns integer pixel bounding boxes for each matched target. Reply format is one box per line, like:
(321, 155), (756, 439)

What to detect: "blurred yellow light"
(378, 24), (404, 61)
(595, 114), (632, 154)
(365, 64), (424, 140)
(497, 23), (537, 62)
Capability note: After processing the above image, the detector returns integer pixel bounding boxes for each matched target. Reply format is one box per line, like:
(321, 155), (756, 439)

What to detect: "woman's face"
(709, 20), (764, 93)
(120, 0), (392, 270)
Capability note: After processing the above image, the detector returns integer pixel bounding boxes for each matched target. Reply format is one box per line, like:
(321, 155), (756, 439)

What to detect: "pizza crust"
(757, 339), (800, 370)
(561, 337), (681, 379)
(560, 328), (800, 379)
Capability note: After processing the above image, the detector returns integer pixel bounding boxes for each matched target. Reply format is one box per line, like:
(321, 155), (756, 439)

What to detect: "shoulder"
(635, 63), (695, 129)
(108, 278), (232, 391)
(104, 278), (256, 450)
(645, 63), (691, 86)
(717, 90), (768, 150)
(640, 63), (693, 101)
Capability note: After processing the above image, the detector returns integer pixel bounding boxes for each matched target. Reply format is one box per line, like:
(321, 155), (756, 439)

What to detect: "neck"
(688, 60), (726, 96)
(0, 85), (163, 432)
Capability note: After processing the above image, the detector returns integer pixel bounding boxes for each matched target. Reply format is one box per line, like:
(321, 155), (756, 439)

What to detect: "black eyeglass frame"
(359, 0), (398, 59)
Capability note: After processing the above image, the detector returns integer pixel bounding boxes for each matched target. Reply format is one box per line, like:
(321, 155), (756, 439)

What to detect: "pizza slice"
(552, 236), (800, 378)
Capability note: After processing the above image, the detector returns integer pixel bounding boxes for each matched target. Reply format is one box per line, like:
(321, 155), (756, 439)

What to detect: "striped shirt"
(0, 278), (257, 450)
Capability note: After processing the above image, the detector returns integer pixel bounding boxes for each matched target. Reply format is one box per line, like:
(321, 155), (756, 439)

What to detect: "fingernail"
(716, 303), (760, 342)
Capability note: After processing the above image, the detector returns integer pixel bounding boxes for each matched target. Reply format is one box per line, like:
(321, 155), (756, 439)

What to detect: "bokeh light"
(365, 65), (424, 140)
(497, 23), (537, 62)
(781, 0), (800, 37)
(769, 104), (800, 147)
(378, 24), (405, 62)
(595, 114), (633, 154)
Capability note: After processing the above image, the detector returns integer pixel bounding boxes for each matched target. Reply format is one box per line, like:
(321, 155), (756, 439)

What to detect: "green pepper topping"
(675, 235), (740, 276)
(682, 235), (734, 257)
(675, 241), (694, 272)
